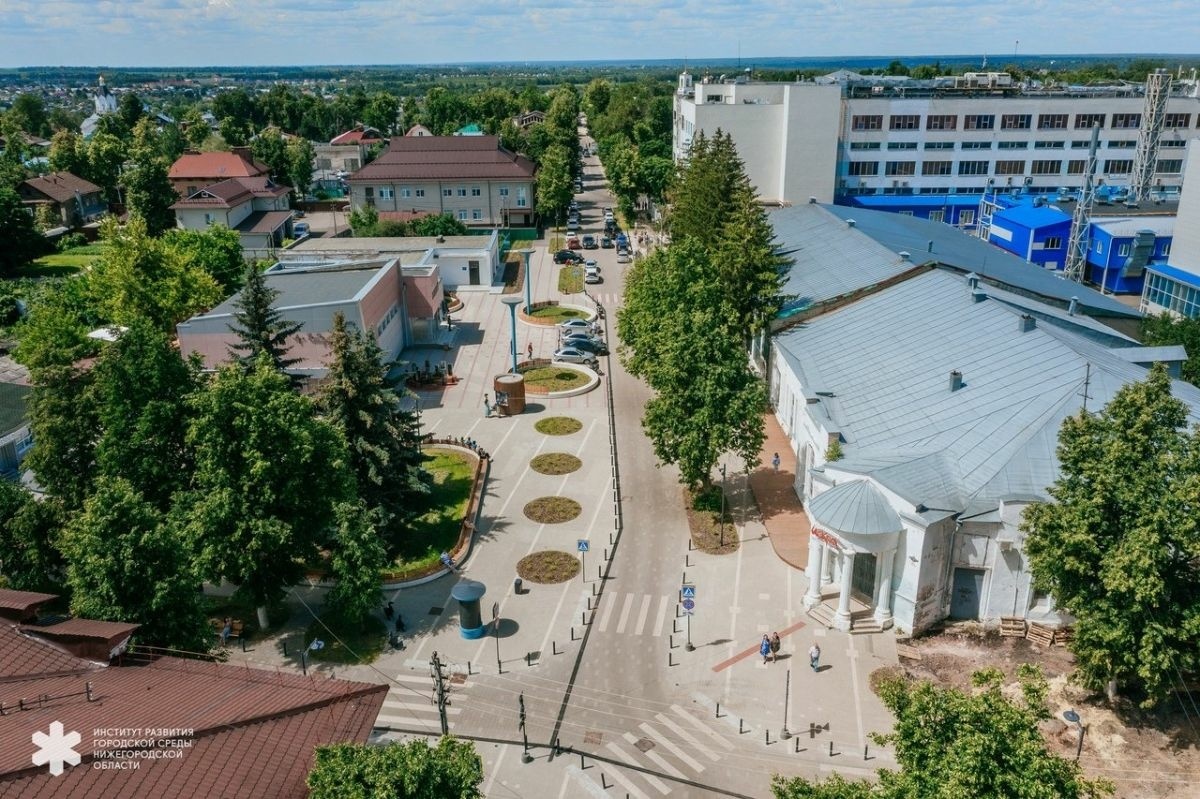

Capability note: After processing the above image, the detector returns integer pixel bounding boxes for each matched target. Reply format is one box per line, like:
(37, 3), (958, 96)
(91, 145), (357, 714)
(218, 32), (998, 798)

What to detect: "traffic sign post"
(577, 539), (589, 582)
(681, 584), (695, 651)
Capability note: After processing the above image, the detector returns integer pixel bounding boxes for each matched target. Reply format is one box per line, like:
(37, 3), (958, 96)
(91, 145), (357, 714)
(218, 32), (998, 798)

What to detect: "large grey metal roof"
(199, 267), (383, 319)
(776, 268), (1200, 515)
(808, 480), (902, 535)
(816, 204), (1140, 319)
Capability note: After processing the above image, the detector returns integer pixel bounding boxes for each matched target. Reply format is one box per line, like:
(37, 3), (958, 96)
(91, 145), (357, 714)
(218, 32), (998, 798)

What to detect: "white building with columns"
(767, 204), (1200, 634)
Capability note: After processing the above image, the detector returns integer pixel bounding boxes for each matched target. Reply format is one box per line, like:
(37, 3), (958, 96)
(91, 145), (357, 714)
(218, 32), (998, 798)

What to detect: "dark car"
(562, 334), (608, 355)
(554, 249), (584, 264)
(600, 235), (613, 248)
(582, 234), (598, 249)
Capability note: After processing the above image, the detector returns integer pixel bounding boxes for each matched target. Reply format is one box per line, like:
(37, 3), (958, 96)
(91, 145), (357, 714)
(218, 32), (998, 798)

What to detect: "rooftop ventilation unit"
(1019, 314), (1036, 332)
(1068, 296), (1079, 316)
(846, 218), (856, 228)
(972, 289), (987, 303)
(950, 370), (964, 392)
(899, 251), (910, 261)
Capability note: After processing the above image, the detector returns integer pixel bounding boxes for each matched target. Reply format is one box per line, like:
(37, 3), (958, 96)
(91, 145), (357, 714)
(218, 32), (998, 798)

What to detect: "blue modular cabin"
(986, 204), (1072, 271)
(1086, 216), (1175, 295)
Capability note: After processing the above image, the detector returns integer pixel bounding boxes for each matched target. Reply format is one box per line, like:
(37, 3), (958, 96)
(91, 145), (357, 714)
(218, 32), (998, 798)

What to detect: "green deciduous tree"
(410, 213), (469, 237)
(48, 129), (90, 178)
(124, 121), (178, 236)
(537, 143), (574, 219)
(85, 131), (127, 204)
(583, 78), (612, 118)
(325, 503), (388, 629)
(1140, 312), (1200, 386)
(0, 482), (66, 593)
(183, 357), (351, 628)
(13, 274), (99, 370)
(251, 126), (290, 183)
(61, 476), (209, 651)
(772, 667), (1111, 799)
(117, 92), (145, 131)
(26, 364), (99, 510)
(308, 737), (483, 799)
(163, 224), (246, 293)
(227, 262), (302, 371)
(1022, 364), (1200, 706)
(181, 107), (211, 151)
(287, 137), (316, 198)
(0, 186), (50, 276)
(8, 93), (50, 137)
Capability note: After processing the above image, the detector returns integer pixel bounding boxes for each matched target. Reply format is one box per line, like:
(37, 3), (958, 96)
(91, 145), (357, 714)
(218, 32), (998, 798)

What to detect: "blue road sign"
(681, 585), (696, 599)
(682, 599), (695, 611)
(577, 539), (590, 552)
(682, 609), (694, 616)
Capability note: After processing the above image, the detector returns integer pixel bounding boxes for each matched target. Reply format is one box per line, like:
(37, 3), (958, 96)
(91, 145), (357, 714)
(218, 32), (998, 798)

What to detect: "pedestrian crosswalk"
(594, 591), (672, 637)
(373, 670), (468, 732)
(567, 702), (736, 797)
(588, 292), (623, 308)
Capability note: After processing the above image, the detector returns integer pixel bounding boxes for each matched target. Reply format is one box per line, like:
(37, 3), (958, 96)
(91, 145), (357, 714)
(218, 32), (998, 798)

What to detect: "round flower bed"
(517, 551), (581, 584)
(523, 496), (582, 524)
(535, 416), (583, 435)
(531, 453), (582, 475)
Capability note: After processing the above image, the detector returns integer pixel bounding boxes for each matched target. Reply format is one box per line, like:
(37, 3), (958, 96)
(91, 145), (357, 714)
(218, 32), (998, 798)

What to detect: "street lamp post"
(514, 248), (535, 314)
(1063, 709), (1084, 761)
(501, 295), (523, 374)
(493, 602), (502, 674)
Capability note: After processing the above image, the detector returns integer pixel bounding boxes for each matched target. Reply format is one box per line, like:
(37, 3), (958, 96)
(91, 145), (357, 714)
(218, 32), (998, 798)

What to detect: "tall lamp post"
(514, 248), (535, 314)
(1063, 709), (1085, 761)
(501, 296), (523, 374)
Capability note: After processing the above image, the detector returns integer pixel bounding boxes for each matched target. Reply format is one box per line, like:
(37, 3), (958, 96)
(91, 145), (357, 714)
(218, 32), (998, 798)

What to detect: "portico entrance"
(851, 552), (876, 604)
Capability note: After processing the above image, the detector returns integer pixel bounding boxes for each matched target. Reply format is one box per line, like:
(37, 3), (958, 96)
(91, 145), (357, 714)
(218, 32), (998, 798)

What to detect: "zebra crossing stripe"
(669, 704), (735, 751)
(601, 744), (654, 799)
(637, 723), (704, 773)
(652, 596), (669, 637)
(615, 593), (635, 634)
(596, 588), (618, 632)
(632, 594), (652, 636)
(622, 732), (685, 780)
(653, 712), (718, 762)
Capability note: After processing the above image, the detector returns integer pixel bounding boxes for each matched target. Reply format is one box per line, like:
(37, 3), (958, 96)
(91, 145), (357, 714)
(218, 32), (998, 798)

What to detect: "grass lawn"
(530, 304), (586, 323)
(558, 265), (583, 294)
(521, 366), (589, 391)
(22, 244), (106, 277)
(549, 234), (565, 251)
(535, 416), (583, 435)
(390, 447), (475, 576)
(304, 616), (387, 664)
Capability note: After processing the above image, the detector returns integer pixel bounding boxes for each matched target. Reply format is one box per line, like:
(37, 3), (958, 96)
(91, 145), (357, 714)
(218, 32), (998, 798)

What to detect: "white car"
(584, 259), (598, 269)
(552, 347), (598, 367)
(584, 269), (601, 284)
(559, 318), (595, 333)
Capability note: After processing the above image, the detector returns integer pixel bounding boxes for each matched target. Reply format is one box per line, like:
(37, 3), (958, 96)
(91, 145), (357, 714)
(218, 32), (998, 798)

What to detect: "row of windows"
(1144, 272), (1200, 319)
(850, 112), (1192, 132)
(846, 158), (1184, 177)
(854, 138), (1182, 152)
(367, 185), (528, 205)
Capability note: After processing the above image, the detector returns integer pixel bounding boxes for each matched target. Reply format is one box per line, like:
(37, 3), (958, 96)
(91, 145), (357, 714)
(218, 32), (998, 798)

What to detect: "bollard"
(525, 652), (531, 666)
(715, 702), (721, 718)
(598, 565), (602, 579)
(592, 582), (598, 596)
(580, 752), (586, 770)
(688, 538), (693, 551)
(766, 729), (771, 745)
(739, 718), (745, 734)
(570, 626), (576, 641)
(552, 641), (559, 655)
(795, 737), (801, 753)
(668, 652), (675, 667)
(600, 774), (610, 789)
(673, 619), (680, 634)
(685, 554), (691, 567)
(682, 571), (686, 585)
(604, 548), (608, 561)
(864, 744), (869, 761)
(283, 641), (288, 657)
(582, 611), (587, 625)
(241, 637), (246, 653)
(468, 661), (473, 675)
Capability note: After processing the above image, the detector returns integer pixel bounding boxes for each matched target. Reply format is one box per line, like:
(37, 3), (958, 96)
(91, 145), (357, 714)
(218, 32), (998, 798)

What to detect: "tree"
(13, 274), (98, 370)
(583, 78), (613, 117)
(183, 357), (351, 628)
(227, 262), (303, 371)
(218, 117), (252, 147)
(123, 124), (178, 236)
(1022, 364), (1200, 706)
(714, 179), (792, 344)
(320, 313), (429, 551)
(61, 477), (210, 651)
(773, 667), (1111, 799)
(362, 91), (399, 134)
(251, 127), (290, 183)
(0, 482), (66, 593)
(25, 364), (99, 510)
(410, 213), (469, 237)
(8, 93), (50, 137)
(163, 225), (246, 293)
(287, 138), (316, 199)
(1140, 312), (1200, 386)
(537, 143), (574, 220)
(666, 130), (745, 246)
(48, 129), (90, 177)
(0, 187), (50, 276)
(85, 132), (127, 203)
(348, 204), (380, 237)
(181, 107), (211, 151)
(117, 92), (145, 132)
(325, 503), (388, 628)
(308, 737), (483, 799)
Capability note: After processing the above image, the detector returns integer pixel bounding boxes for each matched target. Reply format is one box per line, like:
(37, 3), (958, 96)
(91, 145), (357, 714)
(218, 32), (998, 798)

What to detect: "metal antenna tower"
(1129, 69), (1172, 204)
(1064, 125), (1101, 283)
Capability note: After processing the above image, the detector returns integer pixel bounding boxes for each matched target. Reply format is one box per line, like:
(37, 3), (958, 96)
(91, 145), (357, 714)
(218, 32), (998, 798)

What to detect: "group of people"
(383, 601), (406, 651)
(760, 633), (822, 672)
(447, 435), (488, 460)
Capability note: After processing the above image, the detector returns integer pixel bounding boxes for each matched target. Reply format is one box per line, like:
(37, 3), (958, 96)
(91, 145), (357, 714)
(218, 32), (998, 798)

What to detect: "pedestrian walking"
(771, 452), (781, 473)
(770, 632), (781, 663)
(760, 634), (771, 665)
(483, 393), (491, 418)
(809, 643), (821, 672)
(220, 617), (232, 647)
(384, 601), (394, 621)
(527, 342), (534, 360)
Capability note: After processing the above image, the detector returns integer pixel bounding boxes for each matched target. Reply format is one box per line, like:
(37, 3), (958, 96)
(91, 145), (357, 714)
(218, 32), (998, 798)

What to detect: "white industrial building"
(674, 69), (1200, 205)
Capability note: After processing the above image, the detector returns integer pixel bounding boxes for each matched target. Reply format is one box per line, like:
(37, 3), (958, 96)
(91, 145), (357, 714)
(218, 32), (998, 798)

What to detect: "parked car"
(567, 237), (582, 250)
(293, 222), (310, 238)
(615, 233), (629, 249)
(583, 259), (598, 269)
(554, 249), (584, 264)
(563, 336), (608, 356)
(584, 269), (601, 284)
(600, 235), (613, 248)
(559, 318), (598, 333)
(617, 252), (631, 264)
(582, 235), (598, 249)
(552, 347), (598, 367)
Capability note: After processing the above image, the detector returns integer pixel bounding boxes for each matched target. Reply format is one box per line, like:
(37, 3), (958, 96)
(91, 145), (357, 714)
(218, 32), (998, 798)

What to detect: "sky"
(1, 0), (1198, 68)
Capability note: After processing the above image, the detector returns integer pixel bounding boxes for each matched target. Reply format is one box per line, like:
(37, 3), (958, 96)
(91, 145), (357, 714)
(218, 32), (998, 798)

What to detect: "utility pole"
(519, 693), (533, 763)
(431, 650), (450, 735)
(719, 463), (728, 547)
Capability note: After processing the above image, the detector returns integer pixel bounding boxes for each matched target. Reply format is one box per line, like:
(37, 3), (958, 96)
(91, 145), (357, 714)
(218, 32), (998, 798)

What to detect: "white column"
(803, 539), (826, 608)
(873, 547), (896, 628)
(822, 544), (835, 584)
(834, 551), (855, 630)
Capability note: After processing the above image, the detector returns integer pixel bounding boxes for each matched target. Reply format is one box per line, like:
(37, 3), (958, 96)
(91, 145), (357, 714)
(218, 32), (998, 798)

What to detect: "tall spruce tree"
(227, 262), (302, 371)
(319, 313), (429, 552)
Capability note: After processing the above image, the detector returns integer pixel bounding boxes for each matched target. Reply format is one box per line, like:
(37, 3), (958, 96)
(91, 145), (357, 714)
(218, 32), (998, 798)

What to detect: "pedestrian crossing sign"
(577, 539), (590, 552)
(681, 584), (696, 598)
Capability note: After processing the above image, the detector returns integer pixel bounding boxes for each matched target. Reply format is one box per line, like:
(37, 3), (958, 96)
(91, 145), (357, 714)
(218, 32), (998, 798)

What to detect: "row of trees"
(532, 84), (583, 223)
(584, 78), (674, 220)
(617, 130), (789, 493)
(348, 206), (470, 239)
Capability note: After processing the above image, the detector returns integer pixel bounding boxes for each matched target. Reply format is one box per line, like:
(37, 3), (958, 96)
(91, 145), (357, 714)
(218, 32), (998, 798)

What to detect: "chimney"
(846, 218), (856, 228)
(965, 272), (980, 289)
(1068, 296), (1079, 316)
(927, 239), (934, 253)
(232, 145), (253, 160)
(949, 370), (964, 392)
(899, 251), (911, 261)
(808, 196), (817, 204)
(972, 289), (987, 303)
(1018, 313), (1036, 332)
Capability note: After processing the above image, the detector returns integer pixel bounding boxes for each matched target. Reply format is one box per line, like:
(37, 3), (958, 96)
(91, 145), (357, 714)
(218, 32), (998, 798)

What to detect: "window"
(1032, 159), (1062, 175)
(958, 160), (989, 175)
(472, 209), (483, 220)
(926, 114), (957, 130)
(1001, 114), (1032, 130)
(964, 114), (994, 130)
(1106, 140), (1136, 148)
(850, 142), (882, 150)
(400, 187), (412, 198)
(378, 187), (394, 199)
(1156, 159), (1183, 174)
(1164, 112), (1191, 128)
(1067, 160), (1087, 175)
(847, 161), (879, 176)
(889, 114), (920, 130)
(1104, 159), (1132, 174)
(1071, 140), (1093, 149)
(442, 188), (452, 197)
(887, 142), (918, 150)
(919, 187), (951, 194)
(471, 186), (481, 197)
(928, 209), (945, 223)
(1034, 140), (1065, 149)
(1144, 272), (1200, 318)
(885, 161), (916, 176)
(1041, 236), (1062, 249)
(998, 141), (1029, 149)
(499, 186), (509, 196)
(317, 158), (332, 170)
(14, 430), (33, 457)
(922, 161), (952, 175)
(457, 209), (467, 220)
(415, 188), (425, 197)
(456, 187), (467, 197)
(852, 115), (883, 130)
(1118, 242), (1131, 257)
(1161, 139), (1187, 148)
(705, 94), (724, 104)
(1074, 113), (1106, 129)
(203, 213), (213, 225)
(364, 187), (374, 198)
(925, 142), (955, 150)
(995, 160), (1025, 175)
(1038, 114), (1068, 129)
(1095, 241), (1104, 254)
(1163, 243), (1171, 256)
(959, 209), (975, 226)
(961, 141), (992, 150)
(516, 187), (528, 207)
(1112, 113), (1141, 129)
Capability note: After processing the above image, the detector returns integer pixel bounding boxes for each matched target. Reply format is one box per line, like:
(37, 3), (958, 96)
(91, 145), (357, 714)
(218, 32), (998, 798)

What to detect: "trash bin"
(514, 577), (523, 595)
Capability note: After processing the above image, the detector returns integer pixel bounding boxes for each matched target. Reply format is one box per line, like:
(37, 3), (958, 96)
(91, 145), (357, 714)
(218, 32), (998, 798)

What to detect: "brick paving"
(748, 413), (812, 571)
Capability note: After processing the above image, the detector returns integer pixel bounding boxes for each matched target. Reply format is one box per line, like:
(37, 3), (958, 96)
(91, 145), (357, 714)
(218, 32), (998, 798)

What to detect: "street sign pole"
(681, 583), (696, 652)
(578, 539), (589, 583)
(493, 602), (502, 675)
(519, 693), (532, 763)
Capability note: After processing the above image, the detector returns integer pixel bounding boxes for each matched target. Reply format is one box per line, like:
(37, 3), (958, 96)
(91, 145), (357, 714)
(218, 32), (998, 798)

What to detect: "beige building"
(171, 177), (294, 256)
(348, 135), (536, 227)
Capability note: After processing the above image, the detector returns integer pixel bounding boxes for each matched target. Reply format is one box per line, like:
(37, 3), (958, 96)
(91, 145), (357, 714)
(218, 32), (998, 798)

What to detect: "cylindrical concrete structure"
(451, 579), (487, 639)
(494, 373), (526, 415)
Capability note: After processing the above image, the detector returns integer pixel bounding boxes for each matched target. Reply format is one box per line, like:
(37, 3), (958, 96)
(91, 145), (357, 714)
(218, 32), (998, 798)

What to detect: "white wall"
(1170, 140), (1200, 275)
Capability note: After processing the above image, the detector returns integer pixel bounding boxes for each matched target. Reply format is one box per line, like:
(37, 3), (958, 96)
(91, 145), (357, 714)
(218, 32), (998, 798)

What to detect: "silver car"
(559, 318), (597, 333)
(552, 347), (599, 368)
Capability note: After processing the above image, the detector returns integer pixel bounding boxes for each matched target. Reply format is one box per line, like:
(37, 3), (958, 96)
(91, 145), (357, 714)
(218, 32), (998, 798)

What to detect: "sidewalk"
(749, 413), (812, 572)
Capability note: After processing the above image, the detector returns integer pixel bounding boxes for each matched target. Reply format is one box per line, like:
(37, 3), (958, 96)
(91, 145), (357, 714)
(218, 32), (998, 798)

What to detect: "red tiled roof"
(330, 126), (383, 146)
(234, 210), (293, 235)
(24, 619), (140, 641)
(0, 624), (96, 683)
(0, 590), (57, 615)
(169, 150), (269, 181)
(170, 177), (290, 210)
(20, 172), (101, 204)
(349, 135), (536, 182)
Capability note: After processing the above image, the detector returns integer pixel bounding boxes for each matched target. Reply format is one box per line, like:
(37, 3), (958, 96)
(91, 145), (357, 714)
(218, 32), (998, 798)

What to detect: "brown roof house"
(171, 176), (294, 258)
(168, 147), (270, 197)
(348, 135), (536, 227)
(0, 588), (387, 799)
(17, 172), (106, 228)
